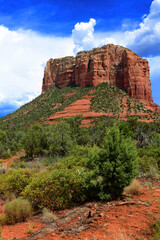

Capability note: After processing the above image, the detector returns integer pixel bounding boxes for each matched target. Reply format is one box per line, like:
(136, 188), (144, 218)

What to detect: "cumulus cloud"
(72, 18), (118, 55)
(72, 18), (96, 54)
(0, 25), (73, 116)
(72, 0), (160, 58)
(125, 0), (160, 56)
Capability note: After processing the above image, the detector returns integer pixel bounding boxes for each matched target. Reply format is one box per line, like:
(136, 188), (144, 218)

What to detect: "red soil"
(0, 151), (25, 168)
(2, 220), (45, 240)
(47, 93), (158, 127)
(48, 95), (113, 125)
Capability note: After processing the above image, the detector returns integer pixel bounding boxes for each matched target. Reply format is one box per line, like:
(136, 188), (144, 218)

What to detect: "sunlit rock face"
(42, 44), (153, 106)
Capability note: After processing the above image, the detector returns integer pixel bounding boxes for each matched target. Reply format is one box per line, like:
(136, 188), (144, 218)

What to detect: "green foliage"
(152, 219), (160, 240)
(23, 123), (48, 159)
(0, 86), (92, 130)
(58, 145), (90, 169)
(23, 168), (85, 211)
(138, 147), (160, 177)
(47, 121), (73, 156)
(85, 125), (138, 201)
(0, 169), (35, 198)
(4, 198), (32, 224)
(66, 115), (90, 145)
(0, 215), (7, 226)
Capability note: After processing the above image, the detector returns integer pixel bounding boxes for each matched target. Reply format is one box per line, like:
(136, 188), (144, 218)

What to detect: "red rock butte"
(42, 44), (159, 112)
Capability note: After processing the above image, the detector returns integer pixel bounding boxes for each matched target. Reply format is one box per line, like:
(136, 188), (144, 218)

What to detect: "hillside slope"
(0, 83), (159, 130)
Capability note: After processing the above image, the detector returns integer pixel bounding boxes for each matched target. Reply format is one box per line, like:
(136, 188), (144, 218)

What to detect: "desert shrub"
(56, 145), (90, 169)
(0, 151), (11, 159)
(0, 168), (35, 198)
(124, 179), (142, 195)
(10, 160), (27, 169)
(23, 168), (85, 211)
(27, 222), (34, 234)
(138, 156), (159, 177)
(85, 124), (138, 201)
(0, 215), (7, 225)
(23, 123), (48, 159)
(152, 219), (160, 240)
(138, 147), (160, 178)
(4, 198), (32, 224)
(42, 208), (57, 223)
(47, 121), (73, 156)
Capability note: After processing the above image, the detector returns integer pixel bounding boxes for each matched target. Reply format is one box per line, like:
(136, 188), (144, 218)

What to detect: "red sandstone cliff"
(42, 44), (158, 111)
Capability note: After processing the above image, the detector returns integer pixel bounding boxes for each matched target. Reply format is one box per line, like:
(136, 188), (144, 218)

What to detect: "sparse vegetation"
(124, 179), (143, 196)
(42, 208), (57, 223)
(27, 221), (34, 234)
(152, 219), (160, 240)
(4, 198), (32, 224)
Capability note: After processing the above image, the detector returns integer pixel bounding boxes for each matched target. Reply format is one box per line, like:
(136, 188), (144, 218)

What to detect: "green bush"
(0, 168), (35, 198)
(0, 215), (7, 225)
(47, 121), (73, 156)
(23, 123), (48, 159)
(138, 156), (159, 177)
(0, 151), (11, 159)
(152, 219), (160, 240)
(23, 168), (85, 211)
(85, 124), (138, 201)
(4, 198), (32, 224)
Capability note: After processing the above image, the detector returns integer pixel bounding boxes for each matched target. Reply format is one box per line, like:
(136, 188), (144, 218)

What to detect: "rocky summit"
(42, 44), (158, 111)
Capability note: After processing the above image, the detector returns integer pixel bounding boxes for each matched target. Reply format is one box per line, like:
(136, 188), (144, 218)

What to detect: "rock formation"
(42, 44), (154, 107)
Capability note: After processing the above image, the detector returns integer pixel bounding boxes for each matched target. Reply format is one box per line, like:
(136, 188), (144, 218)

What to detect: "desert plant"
(0, 215), (7, 226)
(27, 221), (34, 234)
(152, 219), (160, 240)
(23, 168), (85, 211)
(42, 208), (57, 223)
(1, 168), (35, 198)
(23, 123), (48, 159)
(124, 179), (142, 195)
(4, 198), (32, 224)
(85, 124), (138, 201)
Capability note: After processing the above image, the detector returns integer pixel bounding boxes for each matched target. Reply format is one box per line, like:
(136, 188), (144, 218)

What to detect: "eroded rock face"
(42, 44), (153, 106)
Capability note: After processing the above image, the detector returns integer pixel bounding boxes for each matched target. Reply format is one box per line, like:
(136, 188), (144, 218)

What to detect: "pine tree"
(85, 124), (138, 201)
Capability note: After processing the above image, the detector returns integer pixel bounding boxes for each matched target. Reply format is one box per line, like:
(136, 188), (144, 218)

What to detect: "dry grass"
(124, 180), (143, 196)
(42, 208), (57, 224)
(27, 221), (34, 234)
(111, 228), (131, 240)
(4, 198), (33, 224)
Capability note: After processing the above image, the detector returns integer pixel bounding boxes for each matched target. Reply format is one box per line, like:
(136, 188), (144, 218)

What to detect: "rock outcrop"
(42, 44), (154, 107)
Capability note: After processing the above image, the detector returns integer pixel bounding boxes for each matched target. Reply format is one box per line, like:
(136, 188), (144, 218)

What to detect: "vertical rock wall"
(42, 44), (153, 106)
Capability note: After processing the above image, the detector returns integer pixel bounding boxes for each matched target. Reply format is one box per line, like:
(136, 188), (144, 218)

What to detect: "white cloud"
(125, 0), (160, 56)
(72, 0), (160, 58)
(72, 18), (96, 54)
(0, 25), (73, 112)
(0, 93), (4, 102)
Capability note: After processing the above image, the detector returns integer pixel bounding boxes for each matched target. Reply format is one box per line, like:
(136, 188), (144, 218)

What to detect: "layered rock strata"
(42, 44), (154, 106)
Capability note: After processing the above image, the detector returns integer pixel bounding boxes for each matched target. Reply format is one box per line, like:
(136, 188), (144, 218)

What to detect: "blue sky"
(0, 0), (160, 117)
